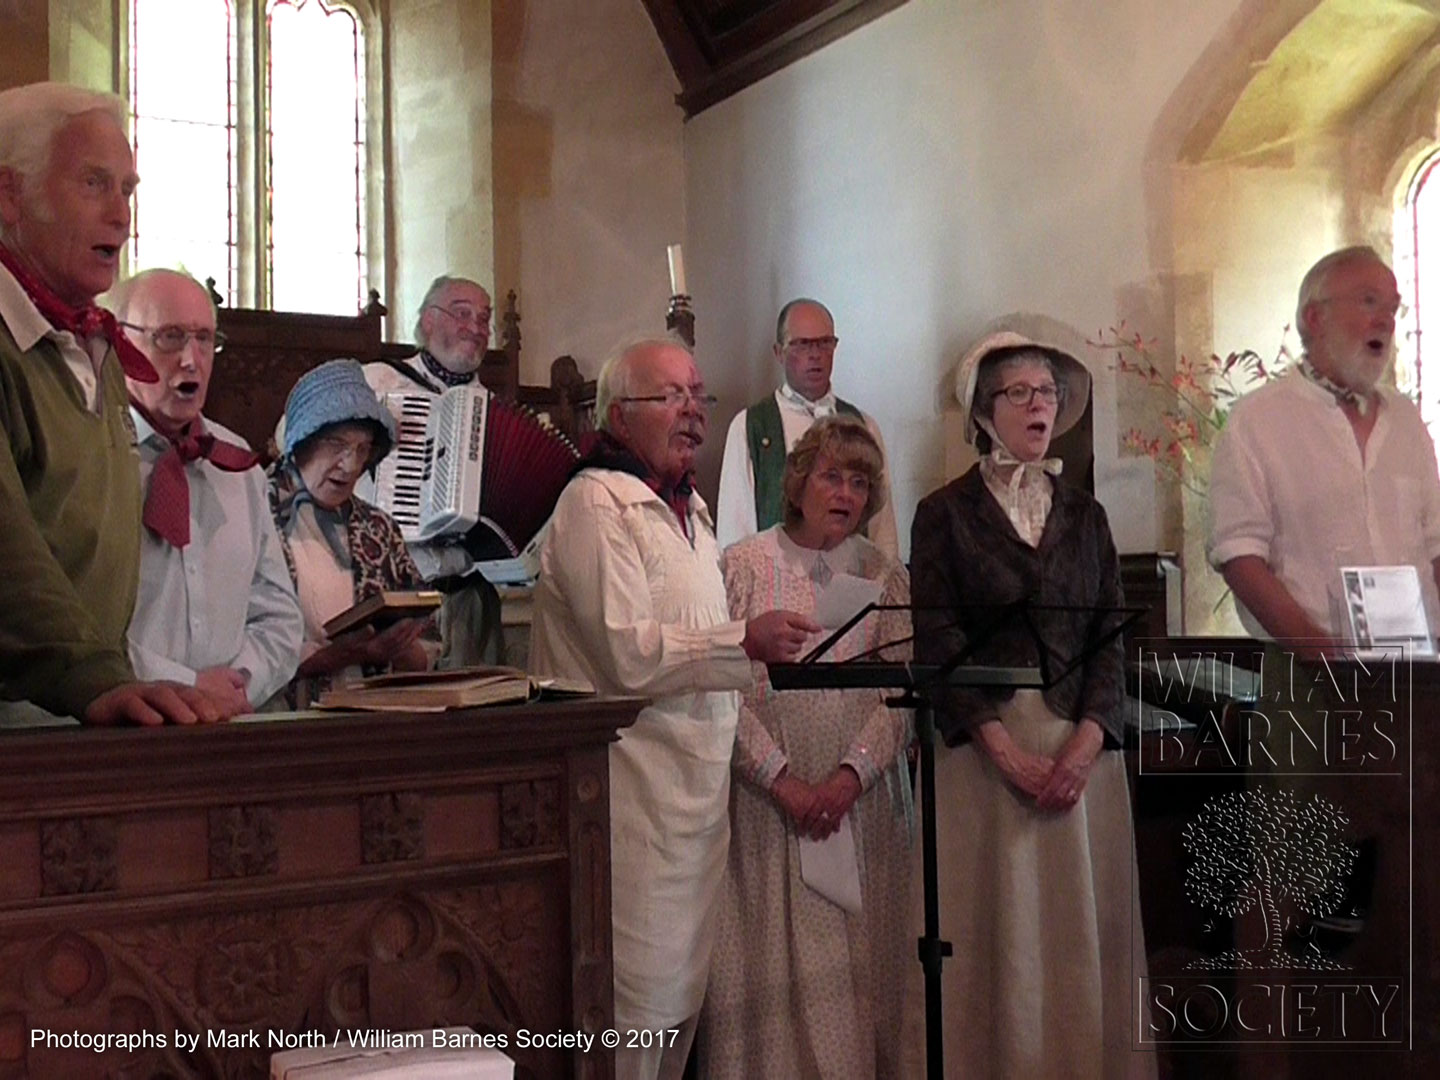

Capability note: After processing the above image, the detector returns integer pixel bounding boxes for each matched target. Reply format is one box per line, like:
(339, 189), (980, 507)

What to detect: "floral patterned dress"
(267, 464), (425, 706)
(699, 527), (914, 1080)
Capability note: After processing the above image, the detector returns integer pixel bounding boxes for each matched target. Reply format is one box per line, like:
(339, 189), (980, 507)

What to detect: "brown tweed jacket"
(910, 465), (1127, 748)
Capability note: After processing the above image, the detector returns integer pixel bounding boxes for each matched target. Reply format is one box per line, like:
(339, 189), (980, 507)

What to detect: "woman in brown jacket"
(908, 331), (1153, 1080)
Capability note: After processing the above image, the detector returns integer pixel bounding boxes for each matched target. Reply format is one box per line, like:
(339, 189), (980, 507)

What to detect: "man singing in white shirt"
(1208, 245), (1440, 647)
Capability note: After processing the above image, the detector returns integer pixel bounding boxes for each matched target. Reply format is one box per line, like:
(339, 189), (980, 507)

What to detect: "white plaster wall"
(1175, 161), (1341, 359)
(46, 0), (112, 91)
(495, 0), (684, 384)
(390, 0), (495, 341)
(684, 0), (1249, 557)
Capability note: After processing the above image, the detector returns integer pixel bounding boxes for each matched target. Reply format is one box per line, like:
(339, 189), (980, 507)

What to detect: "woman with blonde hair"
(700, 415), (913, 1079)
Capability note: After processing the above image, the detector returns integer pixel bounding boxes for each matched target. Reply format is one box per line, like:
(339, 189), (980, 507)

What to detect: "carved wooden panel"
(207, 805), (278, 880)
(210, 306), (386, 457)
(210, 292), (594, 461)
(359, 792), (425, 864)
(0, 700), (642, 1080)
(500, 780), (561, 851)
(39, 818), (117, 897)
(0, 884), (561, 1080)
(640, 0), (912, 115)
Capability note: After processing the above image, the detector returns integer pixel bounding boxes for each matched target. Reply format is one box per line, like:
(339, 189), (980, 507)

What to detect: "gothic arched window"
(1395, 149), (1440, 443)
(128, 0), (372, 314)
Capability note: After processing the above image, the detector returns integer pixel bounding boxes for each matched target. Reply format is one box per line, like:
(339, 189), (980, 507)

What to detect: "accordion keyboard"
(369, 393), (433, 539)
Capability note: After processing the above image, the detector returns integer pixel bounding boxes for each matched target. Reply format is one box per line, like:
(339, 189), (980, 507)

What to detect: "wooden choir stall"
(0, 293), (625, 1080)
(205, 289), (597, 458)
(0, 700), (640, 1080)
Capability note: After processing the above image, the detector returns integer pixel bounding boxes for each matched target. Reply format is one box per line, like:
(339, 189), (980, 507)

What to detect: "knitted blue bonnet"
(281, 358), (396, 467)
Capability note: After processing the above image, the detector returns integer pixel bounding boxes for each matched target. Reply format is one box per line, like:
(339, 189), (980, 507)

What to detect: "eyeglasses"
(784, 335), (839, 356)
(1317, 292), (1405, 319)
(119, 322), (225, 353)
(615, 389), (720, 412)
(428, 302), (492, 330)
(992, 383), (1063, 407)
(314, 434), (374, 464)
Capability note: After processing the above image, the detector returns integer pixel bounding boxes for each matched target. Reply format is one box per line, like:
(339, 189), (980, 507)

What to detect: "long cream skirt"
(903, 691), (1156, 1080)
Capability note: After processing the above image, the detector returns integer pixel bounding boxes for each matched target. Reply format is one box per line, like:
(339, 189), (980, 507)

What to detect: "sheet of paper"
(798, 815), (863, 914)
(813, 573), (884, 631)
(1341, 565), (1435, 656)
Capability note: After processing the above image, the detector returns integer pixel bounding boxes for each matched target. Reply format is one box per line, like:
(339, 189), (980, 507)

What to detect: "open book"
(315, 665), (594, 712)
(322, 589), (442, 638)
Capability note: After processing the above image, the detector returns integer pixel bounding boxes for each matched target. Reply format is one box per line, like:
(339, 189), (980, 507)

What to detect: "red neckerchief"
(575, 430), (695, 540)
(0, 243), (157, 383)
(133, 403), (259, 548)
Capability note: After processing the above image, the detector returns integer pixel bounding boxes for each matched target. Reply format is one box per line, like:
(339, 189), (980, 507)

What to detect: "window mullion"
(235, 0), (266, 308)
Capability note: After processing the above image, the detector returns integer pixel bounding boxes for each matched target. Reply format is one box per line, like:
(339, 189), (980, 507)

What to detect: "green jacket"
(0, 316), (141, 716)
(744, 393), (862, 531)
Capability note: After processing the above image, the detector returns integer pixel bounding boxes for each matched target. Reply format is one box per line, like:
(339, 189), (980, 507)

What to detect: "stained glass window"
(129, 0), (237, 303)
(1396, 153), (1440, 445)
(267, 0), (366, 315)
(127, 0), (368, 314)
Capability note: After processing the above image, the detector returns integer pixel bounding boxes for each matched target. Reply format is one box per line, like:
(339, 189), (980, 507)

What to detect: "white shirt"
(127, 411), (303, 707)
(528, 467), (752, 1028)
(714, 385), (900, 556)
(0, 261), (111, 413)
(1208, 369), (1440, 638)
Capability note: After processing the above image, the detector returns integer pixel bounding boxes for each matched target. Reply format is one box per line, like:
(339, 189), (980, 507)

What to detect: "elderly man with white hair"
(361, 274), (503, 666)
(1208, 245), (1440, 646)
(0, 81), (220, 726)
(529, 336), (820, 1080)
(115, 268), (302, 714)
(364, 274), (494, 397)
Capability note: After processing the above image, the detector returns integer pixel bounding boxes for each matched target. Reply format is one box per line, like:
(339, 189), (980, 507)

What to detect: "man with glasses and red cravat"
(0, 81), (221, 727)
(361, 274), (504, 665)
(114, 268), (302, 715)
(716, 297), (899, 555)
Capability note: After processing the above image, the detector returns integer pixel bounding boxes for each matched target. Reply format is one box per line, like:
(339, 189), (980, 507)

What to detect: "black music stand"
(768, 598), (1145, 1080)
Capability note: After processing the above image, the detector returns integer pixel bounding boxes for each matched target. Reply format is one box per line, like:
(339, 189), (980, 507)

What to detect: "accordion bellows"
(366, 387), (579, 560)
(473, 396), (579, 558)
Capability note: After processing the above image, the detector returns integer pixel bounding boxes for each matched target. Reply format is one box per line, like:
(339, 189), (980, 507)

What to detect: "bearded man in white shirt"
(715, 298), (898, 554)
(116, 268), (302, 713)
(529, 337), (819, 1080)
(361, 274), (503, 666)
(1208, 245), (1440, 647)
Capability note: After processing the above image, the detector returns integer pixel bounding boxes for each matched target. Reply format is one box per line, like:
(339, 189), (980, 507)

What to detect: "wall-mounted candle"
(667, 244), (687, 296)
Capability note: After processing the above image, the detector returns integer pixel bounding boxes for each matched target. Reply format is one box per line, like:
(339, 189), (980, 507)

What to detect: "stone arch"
(1139, 0), (1440, 630)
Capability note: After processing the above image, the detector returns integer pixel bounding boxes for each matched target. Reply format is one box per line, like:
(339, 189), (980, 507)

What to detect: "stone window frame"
(122, 0), (387, 312)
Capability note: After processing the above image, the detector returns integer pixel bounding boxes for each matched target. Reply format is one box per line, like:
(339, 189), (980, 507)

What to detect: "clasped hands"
(770, 764), (863, 841)
(977, 717), (1105, 813)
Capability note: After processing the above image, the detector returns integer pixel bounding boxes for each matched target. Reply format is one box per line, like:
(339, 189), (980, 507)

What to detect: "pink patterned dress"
(699, 526), (913, 1079)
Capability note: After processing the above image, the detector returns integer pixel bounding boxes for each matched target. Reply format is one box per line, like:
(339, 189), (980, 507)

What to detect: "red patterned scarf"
(0, 243), (157, 383)
(133, 404), (259, 548)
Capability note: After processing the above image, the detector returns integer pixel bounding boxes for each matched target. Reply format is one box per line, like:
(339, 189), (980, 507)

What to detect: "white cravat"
(976, 418), (1063, 548)
(778, 380), (838, 419)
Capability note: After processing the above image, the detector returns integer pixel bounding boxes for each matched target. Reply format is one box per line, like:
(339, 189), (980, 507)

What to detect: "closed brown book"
(316, 666), (533, 712)
(322, 589), (442, 638)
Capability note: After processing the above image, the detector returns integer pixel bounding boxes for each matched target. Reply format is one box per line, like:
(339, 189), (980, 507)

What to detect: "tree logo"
(1181, 788), (1358, 970)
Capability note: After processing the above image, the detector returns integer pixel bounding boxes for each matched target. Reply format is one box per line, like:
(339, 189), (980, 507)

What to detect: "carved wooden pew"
(0, 699), (639, 1079)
